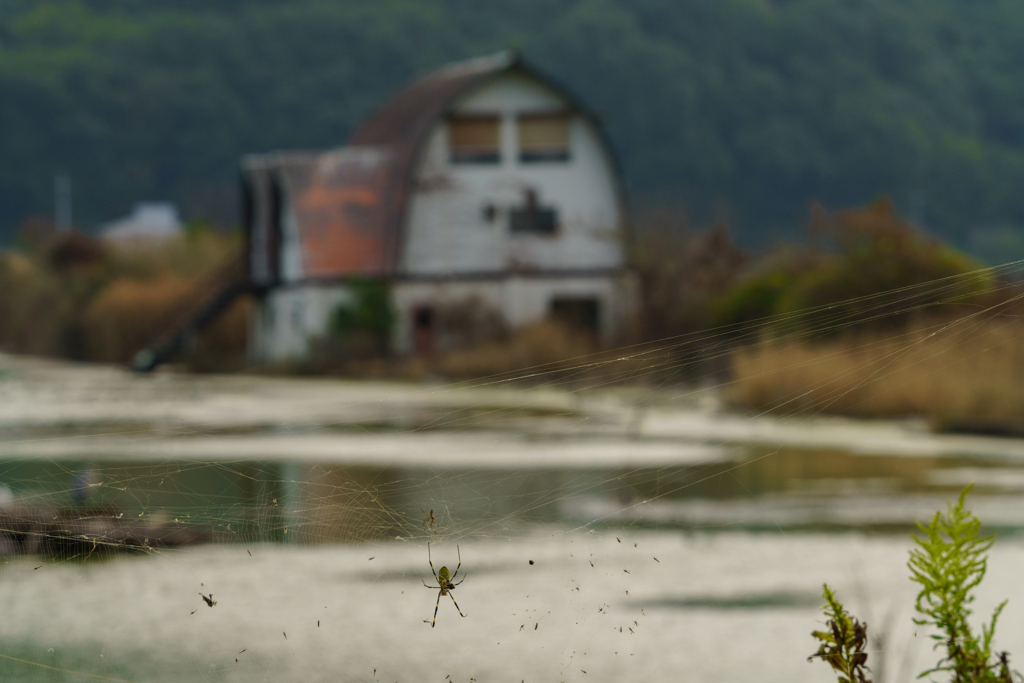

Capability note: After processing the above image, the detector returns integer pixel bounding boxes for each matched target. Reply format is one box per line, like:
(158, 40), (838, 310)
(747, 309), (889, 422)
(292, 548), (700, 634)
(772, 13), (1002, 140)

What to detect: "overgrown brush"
(427, 321), (595, 380)
(714, 200), (988, 337)
(0, 226), (247, 369)
(81, 275), (198, 363)
(632, 217), (747, 342)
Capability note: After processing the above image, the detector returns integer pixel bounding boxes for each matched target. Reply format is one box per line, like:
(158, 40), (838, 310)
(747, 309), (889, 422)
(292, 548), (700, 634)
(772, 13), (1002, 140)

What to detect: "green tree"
(5, 0), (1024, 252)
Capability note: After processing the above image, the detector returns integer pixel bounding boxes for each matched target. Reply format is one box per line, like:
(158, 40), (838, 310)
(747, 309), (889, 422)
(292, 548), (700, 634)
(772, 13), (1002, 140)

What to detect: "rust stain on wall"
(297, 185), (385, 275)
(272, 148), (397, 278)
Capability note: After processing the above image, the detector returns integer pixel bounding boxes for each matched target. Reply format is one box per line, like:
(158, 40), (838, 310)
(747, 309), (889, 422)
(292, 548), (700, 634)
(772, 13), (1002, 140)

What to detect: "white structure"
(242, 52), (635, 361)
(100, 202), (183, 245)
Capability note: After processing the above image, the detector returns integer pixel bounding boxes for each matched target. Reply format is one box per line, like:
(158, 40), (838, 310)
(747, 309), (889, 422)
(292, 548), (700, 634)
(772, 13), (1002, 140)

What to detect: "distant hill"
(3, 0), (1024, 252)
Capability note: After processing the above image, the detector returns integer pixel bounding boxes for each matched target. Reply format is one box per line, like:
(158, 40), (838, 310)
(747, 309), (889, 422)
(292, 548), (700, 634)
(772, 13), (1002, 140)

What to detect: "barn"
(241, 51), (635, 361)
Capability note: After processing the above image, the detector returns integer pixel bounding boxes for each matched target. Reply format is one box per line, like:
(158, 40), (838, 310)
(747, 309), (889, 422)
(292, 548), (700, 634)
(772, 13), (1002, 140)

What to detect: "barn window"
(518, 112), (570, 162)
(448, 115), (501, 164)
(509, 189), (558, 235)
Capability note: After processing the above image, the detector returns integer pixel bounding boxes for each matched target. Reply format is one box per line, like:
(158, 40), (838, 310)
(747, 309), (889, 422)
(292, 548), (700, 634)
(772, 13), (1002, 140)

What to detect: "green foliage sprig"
(810, 584), (872, 683)
(908, 484), (1013, 682)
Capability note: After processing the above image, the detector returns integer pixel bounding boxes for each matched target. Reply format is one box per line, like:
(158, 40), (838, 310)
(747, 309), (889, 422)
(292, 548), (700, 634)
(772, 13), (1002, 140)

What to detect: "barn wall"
(241, 162), (275, 286)
(390, 273), (636, 354)
(400, 73), (624, 276)
(251, 272), (637, 362)
(279, 196), (305, 283)
(250, 285), (353, 361)
(247, 67), (636, 364)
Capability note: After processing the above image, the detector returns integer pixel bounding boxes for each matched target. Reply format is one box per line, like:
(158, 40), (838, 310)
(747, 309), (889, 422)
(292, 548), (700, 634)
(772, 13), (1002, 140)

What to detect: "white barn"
(242, 51), (635, 361)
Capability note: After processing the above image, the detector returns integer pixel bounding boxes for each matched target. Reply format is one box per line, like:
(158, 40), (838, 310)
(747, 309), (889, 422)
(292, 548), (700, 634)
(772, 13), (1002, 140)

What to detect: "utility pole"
(55, 172), (72, 233)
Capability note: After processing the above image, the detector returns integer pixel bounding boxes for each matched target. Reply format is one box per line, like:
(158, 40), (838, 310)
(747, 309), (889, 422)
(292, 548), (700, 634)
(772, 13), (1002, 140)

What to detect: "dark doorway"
(549, 297), (600, 335)
(413, 306), (435, 355)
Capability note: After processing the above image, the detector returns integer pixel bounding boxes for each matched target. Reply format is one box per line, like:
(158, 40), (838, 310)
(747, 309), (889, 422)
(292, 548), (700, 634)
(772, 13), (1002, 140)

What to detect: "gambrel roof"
(243, 51), (623, 281)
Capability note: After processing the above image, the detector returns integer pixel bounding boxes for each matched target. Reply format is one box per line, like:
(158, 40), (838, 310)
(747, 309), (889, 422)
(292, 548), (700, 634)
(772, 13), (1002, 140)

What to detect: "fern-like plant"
(908, 484), (1013, 682)
(810, 583), (872, 683)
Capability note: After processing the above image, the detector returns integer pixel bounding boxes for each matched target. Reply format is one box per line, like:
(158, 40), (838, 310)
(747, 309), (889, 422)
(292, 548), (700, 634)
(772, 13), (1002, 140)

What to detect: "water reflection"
(3, 444), (1024, 556)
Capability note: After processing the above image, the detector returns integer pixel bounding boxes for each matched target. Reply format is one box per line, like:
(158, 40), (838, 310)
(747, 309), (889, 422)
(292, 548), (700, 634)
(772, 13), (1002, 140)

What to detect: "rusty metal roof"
(350, 52), (517, 148)
(273, 148), (398, 278)
(348, 51), (519, 273)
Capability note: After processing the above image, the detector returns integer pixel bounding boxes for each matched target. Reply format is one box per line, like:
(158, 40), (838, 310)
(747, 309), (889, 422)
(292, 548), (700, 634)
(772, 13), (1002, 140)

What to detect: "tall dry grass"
(0, 252), (78, 356)
(427, 321), (596, 380)
(729, 319), (1024, 426)
(81, 275), (198, 363)
(184, 295), (252, 373)
(305, 320), (602, 382)
(0, 228), (249, 370)
(81, 273), (251, 370)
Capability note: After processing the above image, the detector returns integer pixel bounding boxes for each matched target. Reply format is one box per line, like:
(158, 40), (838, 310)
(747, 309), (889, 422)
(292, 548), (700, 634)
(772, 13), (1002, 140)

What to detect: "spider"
(423, 543), (467, 628)
(421, 508), (437, 532)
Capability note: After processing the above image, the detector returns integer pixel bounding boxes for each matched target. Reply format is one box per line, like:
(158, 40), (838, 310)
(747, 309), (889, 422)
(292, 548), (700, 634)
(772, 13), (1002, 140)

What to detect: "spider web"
(2, 262), (1024, 682)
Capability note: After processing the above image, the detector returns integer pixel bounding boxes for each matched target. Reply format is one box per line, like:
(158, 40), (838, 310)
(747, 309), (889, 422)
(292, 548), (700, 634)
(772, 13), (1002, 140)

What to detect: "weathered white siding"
(252, 272), (638, 361)
(400, 73), (624, 276)
(280, 198), (305, 283)
(247, 63), (637, 364)
(251, 285), (353, 361)
(390, 273), (637, 354)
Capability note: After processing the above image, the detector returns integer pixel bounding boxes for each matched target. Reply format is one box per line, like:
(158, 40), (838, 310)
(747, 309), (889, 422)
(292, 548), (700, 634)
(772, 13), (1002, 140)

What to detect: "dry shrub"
(0, 225), (245, 369)
(730, 319), (1024, 425)
(433, 296), (507, 351)
(182, 295), (252, 373)
(777, 200), (987, 333)
(430, 321), (595, 380)
(0, 252), (77, 356)
(633, 218), (747, 340)
(713, 200), (986, 338)
(81, 275), (197, 363)
(46, 231), (108, 271)
(105, 226), (241, 278)
(303, 296), (512, 376)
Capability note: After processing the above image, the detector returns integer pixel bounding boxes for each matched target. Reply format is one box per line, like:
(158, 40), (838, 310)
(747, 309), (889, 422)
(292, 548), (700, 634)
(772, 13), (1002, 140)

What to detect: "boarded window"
(510, 208), (558, 234)
(518, 113), (571, 162)
(448, 115), (501, 164)
(509, 189), (558, 235)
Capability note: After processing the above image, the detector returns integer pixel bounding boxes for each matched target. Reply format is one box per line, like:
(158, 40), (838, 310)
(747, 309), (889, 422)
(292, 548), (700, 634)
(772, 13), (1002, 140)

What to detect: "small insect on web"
(423, 543), (467, 628)
(199, 593), (216, 607)
(421, 508), (437, 532)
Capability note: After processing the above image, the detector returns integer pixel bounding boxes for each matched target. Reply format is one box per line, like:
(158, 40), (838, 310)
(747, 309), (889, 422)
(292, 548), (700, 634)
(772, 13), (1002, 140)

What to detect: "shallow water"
(2, 354), (1024, 682)
(4, 531), (1024, 683)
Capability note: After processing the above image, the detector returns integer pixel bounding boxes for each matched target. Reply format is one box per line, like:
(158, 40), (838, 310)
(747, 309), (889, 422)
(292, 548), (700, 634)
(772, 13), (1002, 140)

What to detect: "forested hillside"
(3, 0), (1024, 252)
